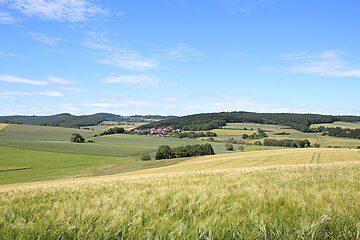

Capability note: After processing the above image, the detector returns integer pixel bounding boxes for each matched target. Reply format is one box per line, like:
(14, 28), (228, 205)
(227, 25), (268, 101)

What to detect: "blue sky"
(0, 0), (359, 116)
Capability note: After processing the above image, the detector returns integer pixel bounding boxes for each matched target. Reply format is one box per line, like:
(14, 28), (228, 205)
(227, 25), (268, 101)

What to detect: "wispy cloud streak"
(11, 0), (105, 22)
(280, 50), (360, 78)
(28, 32), (62, 46)
(0, 74), (48, 85)
(83, 31), (157, 70)
(101, 75), (159, 86)
(0, 91), (63, 97)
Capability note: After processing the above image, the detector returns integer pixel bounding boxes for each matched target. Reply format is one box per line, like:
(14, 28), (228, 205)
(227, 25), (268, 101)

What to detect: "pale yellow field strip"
(1, 148), (360, 192)
(0, 123), (8, 131)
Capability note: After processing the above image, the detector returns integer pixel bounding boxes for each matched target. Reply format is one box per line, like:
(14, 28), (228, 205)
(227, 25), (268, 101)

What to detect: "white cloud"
(0, 74), (48, 85)
(58, 86), (85, 93)
(46, 76), (77, 84)
(0, 91), (63, 97)
(0, 51), (26, 58)
(154, 43), (202, 61)
(101, 75), (159, 86)
(221, 0), (266, 14)
(12, 0), (105, 22)
(280, 50), (360, 78)
(81, 102), (128, 108)
(28, 32), (62, 46)
(0, 10), (18, 24)
(83, 31), (157, 70)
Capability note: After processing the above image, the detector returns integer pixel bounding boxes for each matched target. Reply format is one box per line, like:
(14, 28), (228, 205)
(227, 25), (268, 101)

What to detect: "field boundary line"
(317, 152), (321, 164)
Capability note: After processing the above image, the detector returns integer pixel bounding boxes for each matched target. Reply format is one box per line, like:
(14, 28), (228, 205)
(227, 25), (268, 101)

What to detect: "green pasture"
(224, 122), (301, 133)
(0, 124), (95, 141)
(0, 146), (134, 185)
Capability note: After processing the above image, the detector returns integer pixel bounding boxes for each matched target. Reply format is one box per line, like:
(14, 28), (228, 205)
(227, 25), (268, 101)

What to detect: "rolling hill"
(0, 113), (176, 128)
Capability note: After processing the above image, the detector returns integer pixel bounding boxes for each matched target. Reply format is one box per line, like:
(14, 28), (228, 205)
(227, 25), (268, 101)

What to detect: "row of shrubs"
(263, 139), (311, 148)
(155, 144), (215, 160)
(171, 131), (217, 139)
(99, 127), (125, 136)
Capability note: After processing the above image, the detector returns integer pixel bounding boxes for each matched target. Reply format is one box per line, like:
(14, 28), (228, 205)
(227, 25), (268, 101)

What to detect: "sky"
(0, 0), (360, 116)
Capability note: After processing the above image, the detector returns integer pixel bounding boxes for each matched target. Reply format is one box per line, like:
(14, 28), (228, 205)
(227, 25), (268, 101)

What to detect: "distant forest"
(137, 112), (360, 132)
(0, 113), (175, 128)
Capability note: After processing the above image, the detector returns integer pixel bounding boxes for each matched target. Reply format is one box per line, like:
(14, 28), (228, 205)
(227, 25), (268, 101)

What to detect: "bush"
(86, 140), (95, 143)
(313, 143), (321, 148)
(253, 140), (262, 146)
(238, 145), (244, 152)
(357, 146), (360, 149)
(70, 133), (85, 143)
(225, 143), (234, 151)
(141, 153), (152, 161)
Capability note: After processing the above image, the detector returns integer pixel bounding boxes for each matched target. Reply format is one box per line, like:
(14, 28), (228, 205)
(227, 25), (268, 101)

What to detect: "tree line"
(316, 126), (360, 139)
(263, 139), (311, 148)
(99, 127), (125, 136)
(171, 131), (217, 139)
(155, 144), (215, 160)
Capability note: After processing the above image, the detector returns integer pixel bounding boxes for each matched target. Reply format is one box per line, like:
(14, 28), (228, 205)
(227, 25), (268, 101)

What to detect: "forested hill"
(0, 113), (175, 128)
(136, 112), (360, 132)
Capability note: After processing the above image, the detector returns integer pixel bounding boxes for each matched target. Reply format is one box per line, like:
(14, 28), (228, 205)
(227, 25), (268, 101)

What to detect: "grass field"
(1, 149), (360, 238)
(0, 146), (134, 185)
(224, 122), (301, 133)
(311, 121), (360, 129)
(0, 133), (234, 158)
(0, 146), (192, 185)
(82, 121), (146, 131)
(0, 124), (95, 141)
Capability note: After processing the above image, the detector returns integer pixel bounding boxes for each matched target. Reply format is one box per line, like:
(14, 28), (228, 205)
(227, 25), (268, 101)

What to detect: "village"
(133, 126), (181, 137)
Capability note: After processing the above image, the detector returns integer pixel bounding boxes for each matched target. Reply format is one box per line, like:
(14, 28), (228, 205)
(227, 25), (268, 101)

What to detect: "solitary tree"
(70, 133), (85, 143)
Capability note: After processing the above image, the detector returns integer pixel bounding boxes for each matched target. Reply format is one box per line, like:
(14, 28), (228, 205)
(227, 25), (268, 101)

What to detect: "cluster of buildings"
(133, 126), (180, 137)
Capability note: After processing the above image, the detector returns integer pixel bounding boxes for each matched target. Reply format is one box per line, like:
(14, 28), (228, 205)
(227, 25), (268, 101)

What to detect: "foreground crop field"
(1, 161), (360, 239)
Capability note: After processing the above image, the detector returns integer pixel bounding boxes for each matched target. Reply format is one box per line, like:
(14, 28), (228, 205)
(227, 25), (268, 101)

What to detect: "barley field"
(1, 161), (359, 239)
